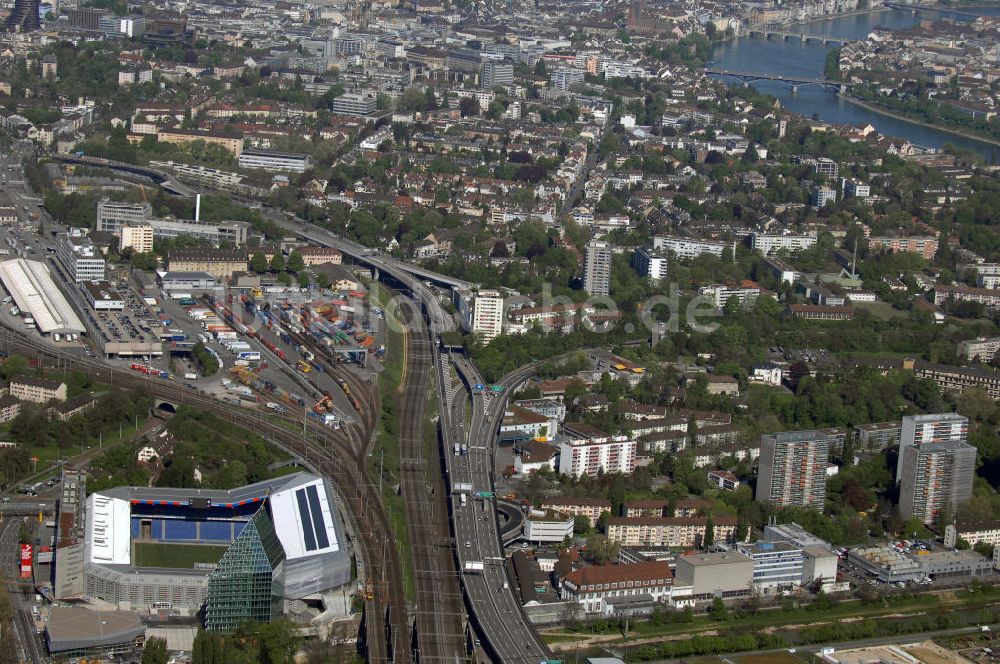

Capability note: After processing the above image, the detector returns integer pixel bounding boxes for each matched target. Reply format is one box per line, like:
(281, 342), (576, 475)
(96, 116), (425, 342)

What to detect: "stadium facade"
(68, 472), (350, 625)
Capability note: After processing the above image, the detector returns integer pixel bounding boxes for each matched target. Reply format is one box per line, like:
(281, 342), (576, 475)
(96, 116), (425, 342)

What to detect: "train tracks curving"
(0, 324), (409, 663)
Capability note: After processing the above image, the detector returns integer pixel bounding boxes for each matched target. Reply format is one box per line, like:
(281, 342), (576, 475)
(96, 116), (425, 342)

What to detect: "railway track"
(0, 325), (410, 663)
(394, 298), (466, 662)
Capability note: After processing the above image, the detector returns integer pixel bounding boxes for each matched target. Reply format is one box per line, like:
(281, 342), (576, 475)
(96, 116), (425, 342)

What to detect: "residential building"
(168, 248), (248, 281)
(560, 561), (674, 615)
(869, 235), (939, 260)
(500, 407), (554, 442)
(698, 281), (762, 310)
(96, 199), (151, 234)
(558, 422), (636, 478)
(523, 509), (574, 543)
(756, 430), (829, 510)
(157, 130), (243, 158)
(471, 289), (504, 341)
(513, 441), (558, 474)
(653, 235), (734, 260)
(853, 421), (902, 451)
(814, 157), (838, 178)
(120, 224), (153, 255)
(935, 284), (1000, 309)
(673, 551), (754, 600)
(958, 336), (1000, 362)
(945, 521), (1000, 549)
(632, 246), (669, 282)
(583, 240), (612, 297)
(899, 440), (976, 525)
(10, 377), (67, 403)
(515, 399), (567, 424)
(897, 413), (968, 481)
(57, 232), (105, 283)
(297, 247), (342, 266)
(331, 92), (378, 116)
(237, 150), (311, 173)
(707, 470), (740, 491)
(539, 498), (611, 528)
(605, 515), (738, 548)
(736, 541), (803, 594)
(811, 186), (837, 208)
(750, 232), (817, 254)
(0, 394), (21, 422)
(845, 181), (870, 198)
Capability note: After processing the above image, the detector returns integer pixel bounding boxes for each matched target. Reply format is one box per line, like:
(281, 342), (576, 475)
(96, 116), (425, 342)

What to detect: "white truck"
(183, 373), (197, 380)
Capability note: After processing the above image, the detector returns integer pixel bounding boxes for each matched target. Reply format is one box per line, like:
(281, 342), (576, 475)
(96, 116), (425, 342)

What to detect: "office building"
(5, 0), (41, 31)
(523, 509), (574, 543)
(755, 430), (829, 510)
(57, 232), (105, 283)
(899, 439), (976, 525)
(97, 200), (152, 234)
(331, 92), (377, 116)
(736, 541), (804, 594)
(558, 422), (636, 478)
(83, 281), (125, 311)
(471, 289), (504, 341)
(632, 246), (669, 282)
(583, 240), (611, 297)
(238, 150), (311, 173)
(811, 186), (836, 208)
(896, 413), (968, 482)
(481, 60), (514, 88)
(673, 551), (754, 600)
(149, 218), (250, 246)
(120, 224), (153, 254)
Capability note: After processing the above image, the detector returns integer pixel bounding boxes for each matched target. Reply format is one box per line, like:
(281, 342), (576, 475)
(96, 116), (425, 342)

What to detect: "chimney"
(195, 194), (201, 223)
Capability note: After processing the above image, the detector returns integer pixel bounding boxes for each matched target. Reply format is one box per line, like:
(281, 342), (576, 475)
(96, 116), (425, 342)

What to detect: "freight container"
(178, 298), (197, 306)
(184, 373), (197, 380)
(169, 292), (192, 300)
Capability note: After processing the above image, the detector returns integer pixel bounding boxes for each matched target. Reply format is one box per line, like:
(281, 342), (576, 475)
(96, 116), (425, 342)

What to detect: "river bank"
(842, 94), (1000, 149)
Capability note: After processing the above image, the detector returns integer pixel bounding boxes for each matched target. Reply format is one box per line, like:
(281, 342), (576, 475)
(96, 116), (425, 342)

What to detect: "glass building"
(205, 509), (285, 632)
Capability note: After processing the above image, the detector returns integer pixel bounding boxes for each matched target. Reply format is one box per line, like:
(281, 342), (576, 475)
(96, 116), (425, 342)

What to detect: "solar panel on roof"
(305, 484), (329, 550)
(295, 488), (317, 552)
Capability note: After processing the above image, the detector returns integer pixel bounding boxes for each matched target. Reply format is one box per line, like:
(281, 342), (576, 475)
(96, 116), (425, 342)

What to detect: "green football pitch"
(132, 541), (228, 569)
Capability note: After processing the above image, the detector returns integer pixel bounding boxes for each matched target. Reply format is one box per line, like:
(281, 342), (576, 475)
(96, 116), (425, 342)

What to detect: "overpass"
(884, 2), (985, 18)
(51, 154), (195, 196)
(706, 68), (852, 93)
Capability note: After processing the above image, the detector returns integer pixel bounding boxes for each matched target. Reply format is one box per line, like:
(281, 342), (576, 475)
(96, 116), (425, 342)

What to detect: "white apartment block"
(120, 224), (154, 255)
(958, 336), (1000, 362)
(632, 246), (669, 282)
(471, 290), (504, 341)
(237, 150), (310, 173)
(750, 232), (817, 254)
(606, 516), (738, 548)
(10, 377), (67, 403)
(558, 423), (636, 478)
(698, 281), (762, 310)
(653, 235), (734, 260)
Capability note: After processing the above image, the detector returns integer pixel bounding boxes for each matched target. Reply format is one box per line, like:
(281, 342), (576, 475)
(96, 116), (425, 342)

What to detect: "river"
(708, 6), (1000, 162)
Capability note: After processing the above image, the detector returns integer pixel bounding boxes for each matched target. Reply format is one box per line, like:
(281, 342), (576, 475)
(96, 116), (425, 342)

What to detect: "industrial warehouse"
(0, 257), (85, 337)
(52, 471), (353, 633)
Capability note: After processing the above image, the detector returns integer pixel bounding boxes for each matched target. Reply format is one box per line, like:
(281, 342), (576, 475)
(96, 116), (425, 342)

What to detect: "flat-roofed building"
(96, 199), (150, 233)
(238, 150), (311, 173)
(57, 231), (105, 283)
(45, 606), (145, 659)
(157, 129), (243, 157)
(756, 430), (829, 510)
(539, 497), (611, 528)
(523, 509), (573, 543)
(83, 281), (125, 311)
(606, 515), (738, 548)
(736, 540), (804, 593)
(673, 551), (753, 600)
(120, 224), (153, 254)
(331, 92), (377, 116)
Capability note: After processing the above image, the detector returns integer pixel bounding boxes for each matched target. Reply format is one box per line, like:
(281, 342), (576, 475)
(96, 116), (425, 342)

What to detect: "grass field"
(133, 542), (228, 569)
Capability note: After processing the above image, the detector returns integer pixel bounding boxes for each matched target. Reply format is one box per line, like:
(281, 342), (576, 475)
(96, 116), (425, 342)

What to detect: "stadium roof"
(45, 606), (144, 653)
(86, 472), (350, 598)
(0, 258), (85, 334)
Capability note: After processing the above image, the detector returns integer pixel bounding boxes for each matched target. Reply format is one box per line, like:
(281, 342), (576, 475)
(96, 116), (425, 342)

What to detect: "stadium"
(79, 472), (351, 628)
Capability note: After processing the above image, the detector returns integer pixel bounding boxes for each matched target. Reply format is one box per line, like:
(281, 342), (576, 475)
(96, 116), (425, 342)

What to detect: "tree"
(142, 637), (169, 664)
(251, 250), (268, 273)
(703, 515), (715, 548)
(258, 618), (302, 664)
(270, 252), (286, 272)
(277, 271), (292, 286)
(286, 249), (305, 272)
(297, 272), (311, 288)
(534, 59), (547, 76)
(458, 97), (478, 117)
(573, 514), (591, 535)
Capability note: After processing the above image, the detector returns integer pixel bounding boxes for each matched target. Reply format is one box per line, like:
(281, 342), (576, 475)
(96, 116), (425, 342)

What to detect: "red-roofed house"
(561, 561), (674, 614)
